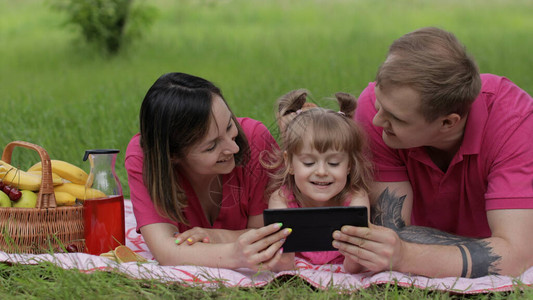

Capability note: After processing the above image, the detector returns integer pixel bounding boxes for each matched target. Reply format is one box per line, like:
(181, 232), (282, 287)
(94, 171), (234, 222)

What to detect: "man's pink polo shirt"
(125, 118), (275, 233)
(356, 74), (533, 238)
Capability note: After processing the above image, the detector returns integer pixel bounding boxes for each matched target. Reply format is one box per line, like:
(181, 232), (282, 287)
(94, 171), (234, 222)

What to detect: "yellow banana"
(0, 160), (42, 191)
(26, 162), (42, 172)
(28, 160), (88, 185)
(54, 183), (106, 200)
(27, 170), (64, 186)
(54, 191), (77, 206)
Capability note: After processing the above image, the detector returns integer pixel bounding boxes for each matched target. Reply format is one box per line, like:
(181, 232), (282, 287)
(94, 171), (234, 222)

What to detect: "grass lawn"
(1, 0), (532, 298)
(1, 262), (531, 299)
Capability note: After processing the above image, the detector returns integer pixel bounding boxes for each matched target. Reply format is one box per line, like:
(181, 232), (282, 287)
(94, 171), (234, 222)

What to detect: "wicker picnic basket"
(0, 141), (85, 254)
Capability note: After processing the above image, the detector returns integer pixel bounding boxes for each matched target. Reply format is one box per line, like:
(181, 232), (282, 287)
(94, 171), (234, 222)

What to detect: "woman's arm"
(174, 227), (249, 245)
(141, 222), (291, 269)
(173, 211), (266, 245)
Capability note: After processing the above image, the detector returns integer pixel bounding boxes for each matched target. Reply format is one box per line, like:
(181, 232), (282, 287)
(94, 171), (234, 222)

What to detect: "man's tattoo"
(397, 225), (473, 245)
(371, 187), (405, 229)
(372, 188), (502, 277)
(457, 245), (468, 277)
(463, 240), (502, 277)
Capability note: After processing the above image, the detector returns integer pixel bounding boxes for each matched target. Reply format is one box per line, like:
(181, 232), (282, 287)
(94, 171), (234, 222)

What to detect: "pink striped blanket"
(1, 200), (531, 294)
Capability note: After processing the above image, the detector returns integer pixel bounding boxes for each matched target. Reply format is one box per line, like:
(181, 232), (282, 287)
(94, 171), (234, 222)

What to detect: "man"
(332, 27), (533, 278)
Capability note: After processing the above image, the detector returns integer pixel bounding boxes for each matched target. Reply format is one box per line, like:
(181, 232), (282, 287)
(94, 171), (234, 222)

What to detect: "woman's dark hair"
(139, 72), (249, 224)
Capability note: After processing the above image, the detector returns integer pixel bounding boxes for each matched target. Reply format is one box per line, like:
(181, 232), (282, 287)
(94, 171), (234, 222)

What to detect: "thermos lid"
(83, 149), (120, 161)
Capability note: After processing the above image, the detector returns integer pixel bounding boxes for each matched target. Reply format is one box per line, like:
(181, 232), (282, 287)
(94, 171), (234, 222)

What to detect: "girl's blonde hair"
(265, 89), (373, 206)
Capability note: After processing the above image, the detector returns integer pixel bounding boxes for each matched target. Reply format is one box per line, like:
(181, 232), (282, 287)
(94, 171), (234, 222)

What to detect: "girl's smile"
(289, 135), (350, 207)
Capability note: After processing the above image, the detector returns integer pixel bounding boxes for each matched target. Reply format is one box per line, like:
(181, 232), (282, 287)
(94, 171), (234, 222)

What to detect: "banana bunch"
(0, 159), (107, 207)
(28, 160), (107, 205)
(54, 191), (77, 206)
(28, 160), (89, 185)
(54, 183), (106, 200)
(0, 160), (62, 191)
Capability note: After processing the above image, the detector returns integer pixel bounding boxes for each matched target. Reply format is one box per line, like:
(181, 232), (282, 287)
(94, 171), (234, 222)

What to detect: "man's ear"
(283, 151), (294, 174)
(440, 113), (462, 131)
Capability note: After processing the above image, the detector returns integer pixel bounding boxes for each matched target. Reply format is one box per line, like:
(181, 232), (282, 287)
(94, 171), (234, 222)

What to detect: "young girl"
(125, 72), (290, 270)
(267, 89), (373, 272)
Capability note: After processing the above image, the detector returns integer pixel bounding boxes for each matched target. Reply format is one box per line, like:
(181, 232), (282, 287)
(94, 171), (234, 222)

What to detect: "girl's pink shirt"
(125, 118), (276, 233)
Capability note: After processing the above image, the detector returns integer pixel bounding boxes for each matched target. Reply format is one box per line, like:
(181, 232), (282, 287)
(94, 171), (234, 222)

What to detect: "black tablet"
(263, 206), (368, 253)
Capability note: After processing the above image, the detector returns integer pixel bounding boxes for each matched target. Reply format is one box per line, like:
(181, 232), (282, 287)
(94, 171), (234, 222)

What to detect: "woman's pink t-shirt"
(125, 118), (276, 233)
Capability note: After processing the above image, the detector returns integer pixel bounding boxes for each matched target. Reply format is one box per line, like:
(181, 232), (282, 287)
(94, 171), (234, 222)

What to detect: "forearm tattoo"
(372, 188), (501, 277)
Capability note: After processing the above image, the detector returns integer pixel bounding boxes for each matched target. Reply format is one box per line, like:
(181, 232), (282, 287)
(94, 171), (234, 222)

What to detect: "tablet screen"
(263, 206), (368, 252)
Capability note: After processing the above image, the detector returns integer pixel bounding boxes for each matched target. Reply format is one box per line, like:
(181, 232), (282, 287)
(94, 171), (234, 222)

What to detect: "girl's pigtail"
(277, 89), (308, 118)
(276, 89), (309, 134)
(334, 92), (357, 119)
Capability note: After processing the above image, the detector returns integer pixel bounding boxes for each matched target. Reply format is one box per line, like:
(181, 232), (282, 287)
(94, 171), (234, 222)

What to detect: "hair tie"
(295, 109), (303, 115)
(337, 111), (345, 116)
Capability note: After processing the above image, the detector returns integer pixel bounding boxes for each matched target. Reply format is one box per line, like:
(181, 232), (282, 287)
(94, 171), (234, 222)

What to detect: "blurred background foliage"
(47, 0), (157, 55)
(0, 0), (532, 197)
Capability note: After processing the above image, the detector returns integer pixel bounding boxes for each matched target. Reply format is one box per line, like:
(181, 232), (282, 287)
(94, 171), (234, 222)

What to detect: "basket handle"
(1, 141), (57, 209)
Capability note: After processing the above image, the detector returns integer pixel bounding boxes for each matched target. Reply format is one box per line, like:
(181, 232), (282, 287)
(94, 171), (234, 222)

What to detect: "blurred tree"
(49, 0), (157, 55)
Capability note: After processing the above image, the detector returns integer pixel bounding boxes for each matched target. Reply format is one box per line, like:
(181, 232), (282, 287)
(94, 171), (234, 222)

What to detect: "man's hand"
(333, 224), (406, 273)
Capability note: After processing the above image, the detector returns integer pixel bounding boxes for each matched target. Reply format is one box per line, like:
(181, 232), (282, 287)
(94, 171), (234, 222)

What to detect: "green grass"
(1, 262), (531, 299)
(1, 0), (533, 298)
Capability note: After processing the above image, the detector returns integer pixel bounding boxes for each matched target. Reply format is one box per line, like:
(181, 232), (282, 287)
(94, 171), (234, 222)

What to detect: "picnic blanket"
(1, 200), (532, 294)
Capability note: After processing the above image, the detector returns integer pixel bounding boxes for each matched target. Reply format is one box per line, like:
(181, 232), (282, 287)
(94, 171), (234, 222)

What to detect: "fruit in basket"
(0, 180), (22, 201)
(27, 171), (64, 186)
(12, 190), (37, 208)
(66, 244), (79, 253)
(0, 160), (43, 191)
(54, 191), (76, 206)
(27, 160), (89, 185)
(2, 185), (22, 201)
(54, 183), (106, 200)
(0, 190), (12, 207)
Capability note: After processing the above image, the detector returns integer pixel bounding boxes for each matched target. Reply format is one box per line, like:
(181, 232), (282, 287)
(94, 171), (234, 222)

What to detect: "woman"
(125, 72), (290, 269)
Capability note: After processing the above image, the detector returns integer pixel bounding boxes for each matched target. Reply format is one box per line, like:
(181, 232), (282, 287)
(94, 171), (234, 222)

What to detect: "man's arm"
(373, 186), (501, 277)
(334, 182), (533, 277)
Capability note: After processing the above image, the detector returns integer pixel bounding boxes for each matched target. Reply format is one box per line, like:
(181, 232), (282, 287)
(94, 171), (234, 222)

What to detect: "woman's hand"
(231, 222), (292, 271)
(174, 227), (219, 245)
(174, 227), (260, 245)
